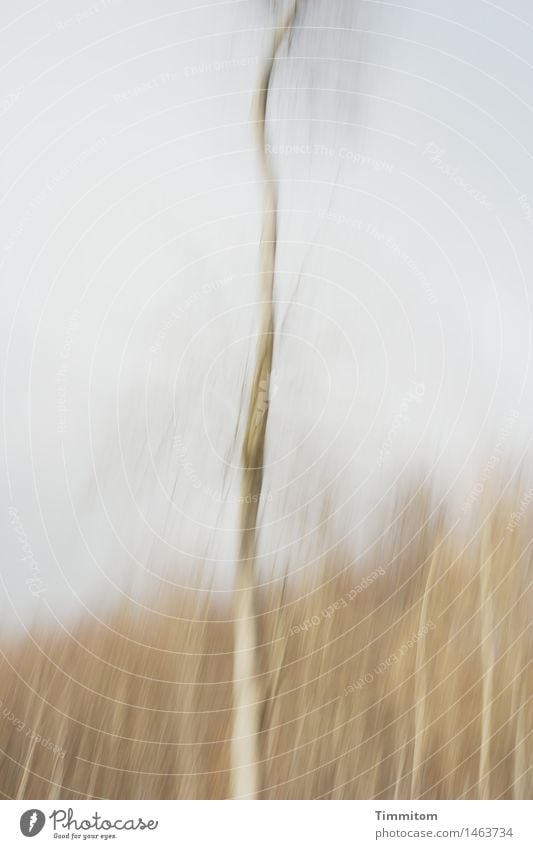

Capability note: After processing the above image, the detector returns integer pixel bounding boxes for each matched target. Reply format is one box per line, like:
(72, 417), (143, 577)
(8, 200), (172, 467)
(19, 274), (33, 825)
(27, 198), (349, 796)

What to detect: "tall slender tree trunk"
(231, 0), (297, 800)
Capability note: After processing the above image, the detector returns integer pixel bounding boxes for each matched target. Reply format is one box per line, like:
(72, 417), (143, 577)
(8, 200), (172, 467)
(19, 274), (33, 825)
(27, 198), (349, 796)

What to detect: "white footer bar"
(1, 800), (531, 848)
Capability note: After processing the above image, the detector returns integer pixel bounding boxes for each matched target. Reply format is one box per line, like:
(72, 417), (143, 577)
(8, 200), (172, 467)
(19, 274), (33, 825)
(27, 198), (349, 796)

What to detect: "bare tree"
(231, 0), (298, 800)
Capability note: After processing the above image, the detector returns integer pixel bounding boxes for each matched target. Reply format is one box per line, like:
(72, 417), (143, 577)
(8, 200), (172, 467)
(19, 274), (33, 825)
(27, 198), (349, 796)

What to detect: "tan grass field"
(0, 486), (531, 799)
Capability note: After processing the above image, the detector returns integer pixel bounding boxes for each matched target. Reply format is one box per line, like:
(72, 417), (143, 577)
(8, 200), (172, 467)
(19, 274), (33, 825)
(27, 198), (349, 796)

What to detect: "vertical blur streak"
(233, 0), (298, 801)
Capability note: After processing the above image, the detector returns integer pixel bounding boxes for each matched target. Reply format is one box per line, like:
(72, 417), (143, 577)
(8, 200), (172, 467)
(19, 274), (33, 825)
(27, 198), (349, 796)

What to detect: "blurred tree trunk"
(231, 0), (298, 800)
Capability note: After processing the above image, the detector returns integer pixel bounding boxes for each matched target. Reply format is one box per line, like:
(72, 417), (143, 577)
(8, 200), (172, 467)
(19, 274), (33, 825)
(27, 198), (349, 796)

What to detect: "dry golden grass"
(0, 485), (531, 799)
